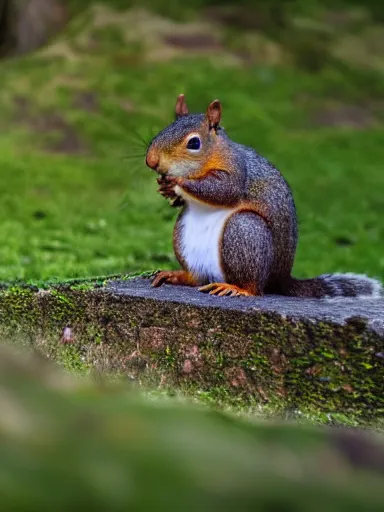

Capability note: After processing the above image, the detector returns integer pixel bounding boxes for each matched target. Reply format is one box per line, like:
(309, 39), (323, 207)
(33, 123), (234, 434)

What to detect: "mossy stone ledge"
(0, 275), (383, 422)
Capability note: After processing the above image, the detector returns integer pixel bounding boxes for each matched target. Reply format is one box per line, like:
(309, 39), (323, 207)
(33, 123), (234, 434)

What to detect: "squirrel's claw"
(151, 270), (198, 288)
(151, 271), (168, 287)
(198, 283), (253, 297)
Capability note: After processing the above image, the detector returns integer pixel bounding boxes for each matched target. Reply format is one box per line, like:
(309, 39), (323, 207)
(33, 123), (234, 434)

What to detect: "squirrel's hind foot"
(198, 283), (255, 297)
(151, 270), (198, 288)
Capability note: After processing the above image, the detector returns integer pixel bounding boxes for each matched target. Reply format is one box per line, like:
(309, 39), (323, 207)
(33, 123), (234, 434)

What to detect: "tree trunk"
(0, 0), (68, 57)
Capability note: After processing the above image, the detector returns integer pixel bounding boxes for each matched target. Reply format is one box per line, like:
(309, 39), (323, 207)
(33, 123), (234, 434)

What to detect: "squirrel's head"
(145, 94), (224, 177)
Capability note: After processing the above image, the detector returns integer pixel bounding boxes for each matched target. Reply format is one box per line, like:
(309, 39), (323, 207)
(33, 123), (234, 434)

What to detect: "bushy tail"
(281, 273), (383, 299)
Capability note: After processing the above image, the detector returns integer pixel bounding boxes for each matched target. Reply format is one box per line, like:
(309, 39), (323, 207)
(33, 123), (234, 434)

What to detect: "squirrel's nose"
(146, 148), (160, 170)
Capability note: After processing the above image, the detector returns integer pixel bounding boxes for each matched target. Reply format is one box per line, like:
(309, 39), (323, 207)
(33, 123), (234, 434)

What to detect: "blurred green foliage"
(67, 0), (384, 23)
(0, 345), (383, 511)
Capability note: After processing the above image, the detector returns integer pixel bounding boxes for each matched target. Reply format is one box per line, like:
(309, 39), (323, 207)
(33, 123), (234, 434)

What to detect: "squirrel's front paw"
(157, 175), (181, 199)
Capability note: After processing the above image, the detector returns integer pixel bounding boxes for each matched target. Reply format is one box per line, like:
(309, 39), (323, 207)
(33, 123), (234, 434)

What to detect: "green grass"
(0, 1), (383, 282)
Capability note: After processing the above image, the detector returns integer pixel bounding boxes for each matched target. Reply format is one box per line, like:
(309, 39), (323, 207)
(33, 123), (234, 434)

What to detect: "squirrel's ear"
(206, 100), (221, 130)
(175, 94), (189, 118)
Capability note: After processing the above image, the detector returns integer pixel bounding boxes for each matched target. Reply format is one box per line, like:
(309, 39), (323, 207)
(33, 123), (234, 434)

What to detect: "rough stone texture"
(0, 276), (383, 423)
(109, 278), (384, 334)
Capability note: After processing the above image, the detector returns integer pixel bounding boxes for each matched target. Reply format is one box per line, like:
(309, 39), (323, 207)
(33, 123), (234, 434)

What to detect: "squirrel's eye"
(186, 136), (201, 151)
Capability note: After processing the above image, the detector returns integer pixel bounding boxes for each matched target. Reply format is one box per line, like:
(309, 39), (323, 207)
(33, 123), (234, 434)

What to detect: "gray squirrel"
(145, 94), (382, 298)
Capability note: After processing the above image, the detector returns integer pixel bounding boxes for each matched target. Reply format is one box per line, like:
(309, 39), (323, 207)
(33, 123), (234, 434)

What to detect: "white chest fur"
(179, 200), (236, 283)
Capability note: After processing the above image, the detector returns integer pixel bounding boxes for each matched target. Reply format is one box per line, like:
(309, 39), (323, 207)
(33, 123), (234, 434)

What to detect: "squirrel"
(145, 94), (382, 299)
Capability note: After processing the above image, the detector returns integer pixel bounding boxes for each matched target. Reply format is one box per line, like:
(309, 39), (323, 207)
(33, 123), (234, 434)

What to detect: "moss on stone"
(0, 276), (382, 427)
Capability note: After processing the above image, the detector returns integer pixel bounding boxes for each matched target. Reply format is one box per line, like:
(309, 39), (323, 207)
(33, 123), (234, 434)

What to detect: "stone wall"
(0, 275), (382, 423)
